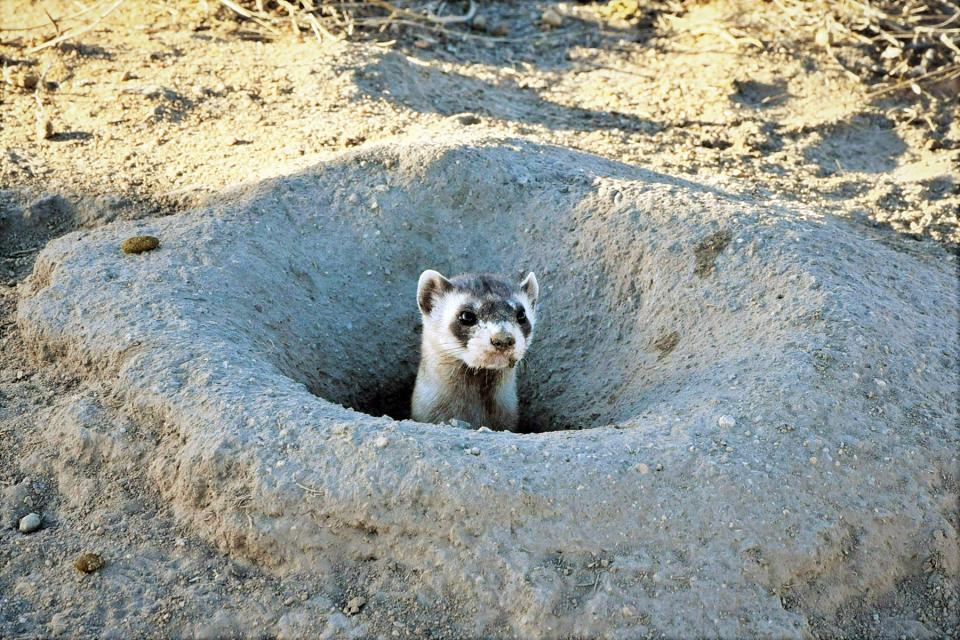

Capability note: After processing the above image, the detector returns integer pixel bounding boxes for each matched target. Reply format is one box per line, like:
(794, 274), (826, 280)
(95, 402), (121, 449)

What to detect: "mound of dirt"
(15, 137), (959, 637)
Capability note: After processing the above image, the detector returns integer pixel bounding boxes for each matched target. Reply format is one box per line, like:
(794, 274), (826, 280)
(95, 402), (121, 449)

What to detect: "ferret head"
(417, 270), (539, 370)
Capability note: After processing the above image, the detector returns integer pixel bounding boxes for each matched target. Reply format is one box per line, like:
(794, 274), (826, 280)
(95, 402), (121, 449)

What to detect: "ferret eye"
(459, 310), (477, 326)
(516, 307), (527, 323)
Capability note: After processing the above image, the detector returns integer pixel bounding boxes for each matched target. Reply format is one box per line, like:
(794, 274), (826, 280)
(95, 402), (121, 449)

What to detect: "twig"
(27, 0), (125, 54)
(295, 481), (325, 495)
(3, 246), (44, 260)
(217, 0), (281, 34)
(867, 62), (960, 96)
(43, 8), (62, 36)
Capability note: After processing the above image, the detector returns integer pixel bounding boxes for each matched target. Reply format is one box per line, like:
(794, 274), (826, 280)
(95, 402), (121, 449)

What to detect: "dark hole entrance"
(307, 365), (570, 433)
(348, 376), (415, 422)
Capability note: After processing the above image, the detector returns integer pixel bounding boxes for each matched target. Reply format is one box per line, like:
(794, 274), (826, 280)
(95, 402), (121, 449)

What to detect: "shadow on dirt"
(803, 114), (908, 174)
(351, 51), (660, 134)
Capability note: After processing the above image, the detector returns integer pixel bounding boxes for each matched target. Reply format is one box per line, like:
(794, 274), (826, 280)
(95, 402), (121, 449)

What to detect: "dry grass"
(649, 0), (960, 97)
(210, 0), (479, 41)
(13, 0), (960, 98)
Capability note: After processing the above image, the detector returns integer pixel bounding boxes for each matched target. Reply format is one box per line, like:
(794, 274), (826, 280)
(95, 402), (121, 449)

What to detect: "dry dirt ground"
(1, 1), (958, 638)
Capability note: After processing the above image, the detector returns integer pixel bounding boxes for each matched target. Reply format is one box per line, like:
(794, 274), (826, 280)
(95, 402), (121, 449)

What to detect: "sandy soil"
(1, 1), (958, 638)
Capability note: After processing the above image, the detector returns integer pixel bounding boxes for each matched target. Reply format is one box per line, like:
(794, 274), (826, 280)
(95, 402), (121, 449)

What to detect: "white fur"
(462, 319), (527, 370)
(412, 270), (539, 430)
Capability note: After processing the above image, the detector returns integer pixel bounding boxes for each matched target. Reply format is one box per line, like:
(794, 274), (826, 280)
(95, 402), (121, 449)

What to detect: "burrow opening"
(226, 146), (762, 433)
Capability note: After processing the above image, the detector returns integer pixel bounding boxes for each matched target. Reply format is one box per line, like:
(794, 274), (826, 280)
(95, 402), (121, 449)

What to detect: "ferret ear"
(418, 270), (453, 315)
(520, 272), (539, 307)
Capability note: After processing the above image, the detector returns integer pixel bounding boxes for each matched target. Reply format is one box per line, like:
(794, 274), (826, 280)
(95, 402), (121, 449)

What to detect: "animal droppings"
(121, 236), (160, 254)
(74, 553), (105, 574)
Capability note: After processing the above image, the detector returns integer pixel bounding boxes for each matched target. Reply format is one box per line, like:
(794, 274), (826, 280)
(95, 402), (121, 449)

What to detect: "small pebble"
(541, 9), (563, 28)
(457, 113), (481, 126)
(874, 378), (887, 388)
(74, 553), (105, 574)
(18, 513), (41, 534)
(121, 235), (160, 254)
(448, 419), (472, 430)
(718, 415), (736, 428)
(489, 23), (509, 37)
(467, 447), (480, 456)
(471, 15), (487, 31)
(373, 436), (389, 449)
(19, 71), (40, 91)
(344, 596), (366, 615)
(814, 29), (831, 48)
(636, 463), (650, 475)
(809, 456), (818, 466)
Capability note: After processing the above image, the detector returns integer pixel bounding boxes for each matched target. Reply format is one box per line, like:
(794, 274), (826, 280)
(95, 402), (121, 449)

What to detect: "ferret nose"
(490, 333), (515, 350)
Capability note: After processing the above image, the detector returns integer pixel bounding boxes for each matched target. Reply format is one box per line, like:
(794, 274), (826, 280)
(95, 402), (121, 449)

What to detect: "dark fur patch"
(419, 273), (452, 314)
(517, 312), (531, 338)
(450, 308), (472, 348)
(446, 274), (529, 346)
(449, 273), (516, 300)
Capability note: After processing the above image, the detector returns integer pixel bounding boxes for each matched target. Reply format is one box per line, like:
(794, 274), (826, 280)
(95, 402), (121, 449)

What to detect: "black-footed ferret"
(411, 270), (539, 431)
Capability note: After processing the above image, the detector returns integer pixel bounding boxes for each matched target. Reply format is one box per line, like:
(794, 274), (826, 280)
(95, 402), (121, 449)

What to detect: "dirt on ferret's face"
(417, 270), (539, 370)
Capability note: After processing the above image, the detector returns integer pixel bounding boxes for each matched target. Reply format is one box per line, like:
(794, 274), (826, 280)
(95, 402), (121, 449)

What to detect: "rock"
(814, 29), (831, 48)
(74, 553), (105, 573)
(471, 15), (488, 32)
(448, 419), (472, 430)
(18, 513), (41, 533)
(467, 447), (481, 456)
(489, 23), (509, 37)
(121, 236), (160, 254)
(718, 415), (736, 428)
(457, 113), (482, 126)
(344, 596), (366, 615)
(373, 436), (389, 448)
(541, 9), (563, 28)
(18, 71), (40, 91)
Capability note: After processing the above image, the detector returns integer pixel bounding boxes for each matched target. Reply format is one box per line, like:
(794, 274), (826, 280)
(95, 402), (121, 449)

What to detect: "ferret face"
(417, 270), (539, 370)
